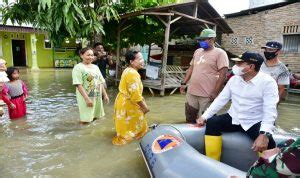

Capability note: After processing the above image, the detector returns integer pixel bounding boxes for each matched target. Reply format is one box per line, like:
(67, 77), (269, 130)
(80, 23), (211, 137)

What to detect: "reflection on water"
(0, 69), (299, 177)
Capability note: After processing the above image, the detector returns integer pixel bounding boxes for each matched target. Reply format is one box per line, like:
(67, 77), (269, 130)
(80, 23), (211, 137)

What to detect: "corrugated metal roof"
(224, 1), (295, 18)
(0, 25), (44, 33)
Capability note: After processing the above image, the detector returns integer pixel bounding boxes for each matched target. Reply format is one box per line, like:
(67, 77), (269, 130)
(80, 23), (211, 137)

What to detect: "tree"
(102, 0), (183, 50)
(0, 0), (182, 46)
(1, 0), (119, 46)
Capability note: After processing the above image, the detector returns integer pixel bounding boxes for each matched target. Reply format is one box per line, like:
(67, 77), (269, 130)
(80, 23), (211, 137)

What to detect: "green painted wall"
(26, 33), (32, 67)
(0, 31), (14, 66)
(0, 31), (76, 68)
(35, 34), (52, 68)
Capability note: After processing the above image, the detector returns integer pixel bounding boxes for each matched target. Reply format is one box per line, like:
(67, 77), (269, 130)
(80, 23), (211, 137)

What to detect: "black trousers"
(205, 113), (276, 149)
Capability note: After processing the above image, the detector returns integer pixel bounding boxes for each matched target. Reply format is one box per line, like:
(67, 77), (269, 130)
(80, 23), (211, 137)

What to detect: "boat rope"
(157, 124), (187, 141)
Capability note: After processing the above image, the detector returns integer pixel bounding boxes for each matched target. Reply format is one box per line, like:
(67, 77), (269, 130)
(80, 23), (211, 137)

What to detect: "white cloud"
(209, 0), (249, 16)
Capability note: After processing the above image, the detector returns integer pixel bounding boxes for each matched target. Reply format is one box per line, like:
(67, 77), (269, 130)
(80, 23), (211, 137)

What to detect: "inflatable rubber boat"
(139, 124), (296, 178)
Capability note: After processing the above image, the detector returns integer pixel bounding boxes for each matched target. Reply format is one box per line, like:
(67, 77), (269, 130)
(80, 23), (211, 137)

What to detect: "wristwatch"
(259, 131), (272, 138)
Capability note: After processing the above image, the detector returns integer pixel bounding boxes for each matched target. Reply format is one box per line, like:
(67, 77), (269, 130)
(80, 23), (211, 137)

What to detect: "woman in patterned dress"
(72, 47), (109, 124)
(112, 50), (150, 145)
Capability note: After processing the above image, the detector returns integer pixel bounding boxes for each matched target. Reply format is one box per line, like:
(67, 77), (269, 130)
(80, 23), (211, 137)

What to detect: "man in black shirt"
(93, 42), (113, 78)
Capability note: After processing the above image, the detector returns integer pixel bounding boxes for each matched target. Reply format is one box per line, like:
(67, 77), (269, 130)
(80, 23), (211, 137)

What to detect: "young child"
(1, 67), (28, 119)
(0, 58), (9, 116)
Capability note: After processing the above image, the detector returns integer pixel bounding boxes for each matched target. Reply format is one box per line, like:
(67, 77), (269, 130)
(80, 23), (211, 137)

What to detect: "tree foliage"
(1, 0), (119, 45)
(103, 0), (183, 50)
(0, 0), (182, 46)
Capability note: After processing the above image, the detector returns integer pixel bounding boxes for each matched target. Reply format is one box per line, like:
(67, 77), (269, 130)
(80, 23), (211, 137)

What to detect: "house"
(0, 25), (78, 69)
(0, 0), (79, 69)
(222, 1), (300, 72)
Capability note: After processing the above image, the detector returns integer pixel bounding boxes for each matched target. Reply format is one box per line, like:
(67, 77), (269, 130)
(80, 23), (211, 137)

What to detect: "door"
(12, 40), (26, 66)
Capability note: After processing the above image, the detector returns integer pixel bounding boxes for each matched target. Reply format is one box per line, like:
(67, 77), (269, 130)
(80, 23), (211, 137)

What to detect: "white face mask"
(232, 65), (245, 76)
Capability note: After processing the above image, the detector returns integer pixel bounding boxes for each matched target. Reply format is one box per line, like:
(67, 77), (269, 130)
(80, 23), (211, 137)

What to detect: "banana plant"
(0, 0), (182, 46)
(1, 0), (119, 45)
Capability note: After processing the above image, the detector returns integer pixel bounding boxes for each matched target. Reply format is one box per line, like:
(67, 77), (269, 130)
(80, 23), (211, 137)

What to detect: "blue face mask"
(199, 41), (210, 50)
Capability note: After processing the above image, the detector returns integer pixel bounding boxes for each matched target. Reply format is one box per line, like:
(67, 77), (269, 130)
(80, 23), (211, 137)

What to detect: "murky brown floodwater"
(0, 69), (299, 178)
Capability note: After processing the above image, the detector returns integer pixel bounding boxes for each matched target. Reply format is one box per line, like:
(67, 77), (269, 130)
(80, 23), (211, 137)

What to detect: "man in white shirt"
(196, 52), (279, 161)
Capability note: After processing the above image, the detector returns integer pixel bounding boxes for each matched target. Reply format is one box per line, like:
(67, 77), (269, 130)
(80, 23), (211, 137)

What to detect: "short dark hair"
(6, 67), (19, 81)
(125, 50), (139, 65)
(246, 53), (264, 72)
(93, 42), (103, 48)
(245, 62), (260, 72)
(237, 52), (264, 72)
(79, 47), (93, 55)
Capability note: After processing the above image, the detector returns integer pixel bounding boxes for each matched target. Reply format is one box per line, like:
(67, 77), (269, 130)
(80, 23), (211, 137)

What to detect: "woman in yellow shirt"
(112, 50), (150, 145)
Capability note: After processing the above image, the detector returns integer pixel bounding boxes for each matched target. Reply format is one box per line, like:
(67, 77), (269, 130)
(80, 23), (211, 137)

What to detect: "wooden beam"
(172, 20), (207, 25)
(160, 15), (171, 96)
(141, 12), (174, 16)
(170, 16), (182, 24)
(169, 88), (178, 95)
(148, 88), (155, 96)
(119, 1), (195, 19)
(155, 15), (167, 27)
(198, 5), (228, 32)
(213, 25), (217, 32)
(170, 10), (215, 26)
(170, 27), (180, 36)
(120, 24), (133, 32)
(120, 11), (142, 19)
(193, 3), (198, 18)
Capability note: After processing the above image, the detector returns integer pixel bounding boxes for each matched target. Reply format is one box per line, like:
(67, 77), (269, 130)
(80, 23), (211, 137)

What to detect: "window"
(244, 37), (253, 45)
(44, 41), (52, 49)
(231, 37), (238, 45)
(283, 35), (300, 53)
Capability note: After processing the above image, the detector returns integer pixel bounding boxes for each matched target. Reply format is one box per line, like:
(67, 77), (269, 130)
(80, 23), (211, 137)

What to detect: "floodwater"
(0, 69), (299, 178)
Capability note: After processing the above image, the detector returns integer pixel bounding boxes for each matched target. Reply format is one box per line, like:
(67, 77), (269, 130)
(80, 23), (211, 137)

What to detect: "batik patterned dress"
(0, 60), (9, 114)
(112, 67), (148, 145)
(72, 63), (105, 122)
(0, 59), (9, 83)
(2, 80), (28, 119)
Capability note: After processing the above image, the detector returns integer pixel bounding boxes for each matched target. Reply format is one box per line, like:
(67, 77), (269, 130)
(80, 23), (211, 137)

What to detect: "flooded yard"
(0, 69), (299, 177)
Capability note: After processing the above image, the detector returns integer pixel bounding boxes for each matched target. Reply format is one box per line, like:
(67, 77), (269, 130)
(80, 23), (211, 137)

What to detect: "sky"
(208, 0), (250, 16)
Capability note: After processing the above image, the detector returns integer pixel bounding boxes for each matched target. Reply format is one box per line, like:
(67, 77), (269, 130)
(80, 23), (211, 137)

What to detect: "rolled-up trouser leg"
(185, 93), (199, 123)
(185, 103), (199, 123)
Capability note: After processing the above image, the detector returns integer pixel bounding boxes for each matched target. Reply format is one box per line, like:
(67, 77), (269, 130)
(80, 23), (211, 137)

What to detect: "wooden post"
(193, 3), (198, 18)
(213, 25), (217, 32)
(147, 43), (151, 64)
(170, 10), (215, 26)
(115, 23), (121, 84)
(160, 15), (171, 96)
